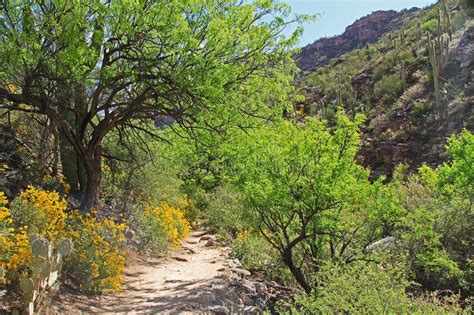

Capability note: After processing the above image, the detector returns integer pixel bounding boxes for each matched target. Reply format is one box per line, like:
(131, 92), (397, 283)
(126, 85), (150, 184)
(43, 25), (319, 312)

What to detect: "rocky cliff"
(296, 8), (421, 72)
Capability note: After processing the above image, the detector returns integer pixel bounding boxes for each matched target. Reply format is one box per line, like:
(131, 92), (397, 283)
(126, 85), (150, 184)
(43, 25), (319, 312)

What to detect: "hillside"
(295, 0), (473, 178)
(296, 8), (421, 72)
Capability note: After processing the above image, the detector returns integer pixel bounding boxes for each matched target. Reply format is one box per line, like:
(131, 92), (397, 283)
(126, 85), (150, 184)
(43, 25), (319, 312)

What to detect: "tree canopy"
(0, 0), (304, 210)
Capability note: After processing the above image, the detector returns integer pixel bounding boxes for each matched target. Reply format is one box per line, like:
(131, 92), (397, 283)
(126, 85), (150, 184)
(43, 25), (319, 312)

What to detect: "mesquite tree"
(226, 113), (388, 293)
(0, 0), (302, 211)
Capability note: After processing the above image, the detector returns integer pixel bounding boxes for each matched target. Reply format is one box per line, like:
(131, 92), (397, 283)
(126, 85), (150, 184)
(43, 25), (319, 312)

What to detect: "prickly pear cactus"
(30, 235), (50, 258)
(57, 238), (73, 257)
(19, 276), (35, 303)
(20, 235), (74, 314)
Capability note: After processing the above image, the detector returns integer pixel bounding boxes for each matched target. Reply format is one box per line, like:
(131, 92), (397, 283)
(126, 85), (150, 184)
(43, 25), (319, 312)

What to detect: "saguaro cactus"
(426, 10), (451, 111)
(400, 61), (407, 91)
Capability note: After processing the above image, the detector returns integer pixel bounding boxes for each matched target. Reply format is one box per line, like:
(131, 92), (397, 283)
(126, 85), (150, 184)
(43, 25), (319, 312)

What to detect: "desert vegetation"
(0, 0), (472, 313)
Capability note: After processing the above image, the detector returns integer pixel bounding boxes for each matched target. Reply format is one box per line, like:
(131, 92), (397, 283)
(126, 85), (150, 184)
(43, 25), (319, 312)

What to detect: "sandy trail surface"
(54, 229), (230, 314)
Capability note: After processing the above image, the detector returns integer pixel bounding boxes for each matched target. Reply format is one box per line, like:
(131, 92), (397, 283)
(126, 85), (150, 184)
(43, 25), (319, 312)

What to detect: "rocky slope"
(296, 8), (421, 72)
(295, 0), (473, 178)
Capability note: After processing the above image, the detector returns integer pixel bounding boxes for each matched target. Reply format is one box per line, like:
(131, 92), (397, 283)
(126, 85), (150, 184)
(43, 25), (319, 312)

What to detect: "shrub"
(420, 18), (438, 33)
(9, 186), (67, 242)
(410, 102), (433, 122)
(374, 74), (404, 104)
(280, 262), (466, 314)
(396, 130), (474, 294)
(232, 229), (282, 277)
(204, 185), (251, 233)
(66, 211), (126, 293)
(1, 187), (69, 283)
(0, 192), (30, 282)
(137, 203), (190, 253)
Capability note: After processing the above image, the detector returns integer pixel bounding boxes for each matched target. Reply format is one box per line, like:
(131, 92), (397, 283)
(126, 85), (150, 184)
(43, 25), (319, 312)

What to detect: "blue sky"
(283, 0), (437, 46)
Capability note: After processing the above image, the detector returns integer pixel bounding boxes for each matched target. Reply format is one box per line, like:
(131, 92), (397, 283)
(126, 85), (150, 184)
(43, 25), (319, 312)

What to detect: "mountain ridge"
(296, 7), (423, 72)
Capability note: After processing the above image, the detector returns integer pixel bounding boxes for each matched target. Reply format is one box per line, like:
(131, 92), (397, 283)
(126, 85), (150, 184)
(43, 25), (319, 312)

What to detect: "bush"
(232, 229), (284, 278)
(374, 74), (404, 104)
(0, 192), (30, 283)
(204, 185), (251, 233)
(396, 130), (474, 294)
(410, 102), (433, 122)
(280, 262), (466, 314)
(420, 18), (438, 33)
(9, 186), (68, 242)
(0, 186), (128, 294)
(66, 211), (126, 293)
(1, 187), (69, 283)
(136, 203), (190, 253)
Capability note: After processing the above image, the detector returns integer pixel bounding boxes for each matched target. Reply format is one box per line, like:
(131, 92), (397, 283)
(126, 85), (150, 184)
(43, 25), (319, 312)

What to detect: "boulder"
(231, 268), (251, 277)
(365, 236), (398, 253)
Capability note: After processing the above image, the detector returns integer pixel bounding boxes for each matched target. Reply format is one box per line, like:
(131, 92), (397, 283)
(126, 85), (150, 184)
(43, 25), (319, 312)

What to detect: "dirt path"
(54, 230), (232, 314)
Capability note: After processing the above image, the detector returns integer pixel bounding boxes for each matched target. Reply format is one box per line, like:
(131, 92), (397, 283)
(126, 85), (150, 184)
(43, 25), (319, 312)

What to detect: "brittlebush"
(12, 186), (68, 241)
(1, 187), (70, 282)
(66, 210), (126, 293)
(1, 187), (127, 293)
(0, 192), (30, 282)
(141, 203), (190, 251)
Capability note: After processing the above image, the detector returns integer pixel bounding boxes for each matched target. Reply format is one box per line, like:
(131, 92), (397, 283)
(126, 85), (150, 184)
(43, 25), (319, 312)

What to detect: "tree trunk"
(57, 82), (89, 196)
(57, 86), (81, 193)
(59, 133), (80, 192)
(78, 147), (102, 212)
(282, 247), (312, 294)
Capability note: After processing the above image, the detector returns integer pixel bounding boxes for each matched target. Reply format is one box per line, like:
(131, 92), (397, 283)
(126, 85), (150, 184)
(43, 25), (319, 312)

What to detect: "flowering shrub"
(1, 187), (127, 294)
(0, 192), (30, 282)
(41, 173), (71, 194)
(138, 203), (190, 252)
(66, 211), (126, 293)
(9, 186), (68, 242)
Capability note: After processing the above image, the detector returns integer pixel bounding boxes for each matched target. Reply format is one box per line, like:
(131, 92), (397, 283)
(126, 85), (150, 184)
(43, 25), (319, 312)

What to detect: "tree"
(226, 112), (385, 293)
(0, 0), (302, 211)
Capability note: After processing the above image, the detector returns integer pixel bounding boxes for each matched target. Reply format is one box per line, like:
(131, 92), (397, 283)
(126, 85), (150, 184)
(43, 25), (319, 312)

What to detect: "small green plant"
(410, 102), (433, 122)
(421, 18), (437, 33)
(374, 74), (404, 103)
(278, 262), (466, 314)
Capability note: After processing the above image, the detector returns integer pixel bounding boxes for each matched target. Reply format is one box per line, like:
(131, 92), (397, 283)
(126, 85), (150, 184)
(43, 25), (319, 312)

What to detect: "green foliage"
(203, 186), (251, 233)
(0, 0), (301, 211)
(223, 111), (391, 292)
(384, 131), (474, 294)
(102, 135), (189, 210)
(374, 74), (405, 104)
(421, 18), (438, 33)
(280, 262), (466, 314)
(420, 129), (474, 199)
(232, 230), (285, 279)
